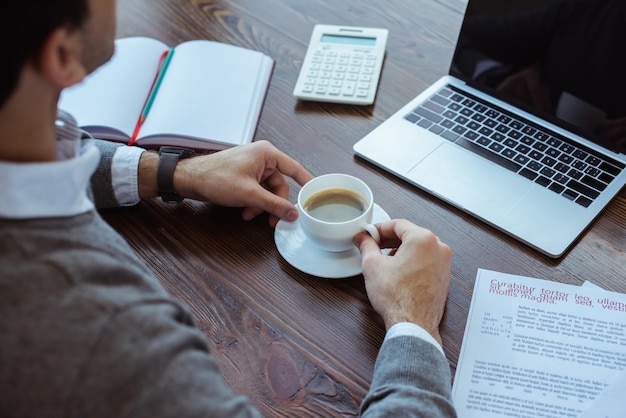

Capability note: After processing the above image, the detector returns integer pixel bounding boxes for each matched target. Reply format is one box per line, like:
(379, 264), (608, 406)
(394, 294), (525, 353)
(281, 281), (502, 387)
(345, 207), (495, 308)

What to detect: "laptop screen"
(450, 0), (626, 152)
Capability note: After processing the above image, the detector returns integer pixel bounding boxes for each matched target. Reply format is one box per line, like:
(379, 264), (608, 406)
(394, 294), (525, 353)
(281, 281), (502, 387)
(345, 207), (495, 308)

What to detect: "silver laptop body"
(354, 0), (626, 258)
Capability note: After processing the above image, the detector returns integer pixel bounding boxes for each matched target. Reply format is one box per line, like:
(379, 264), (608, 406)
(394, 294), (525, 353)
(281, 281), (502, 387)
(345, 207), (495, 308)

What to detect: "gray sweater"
(0, 137), (455, 417)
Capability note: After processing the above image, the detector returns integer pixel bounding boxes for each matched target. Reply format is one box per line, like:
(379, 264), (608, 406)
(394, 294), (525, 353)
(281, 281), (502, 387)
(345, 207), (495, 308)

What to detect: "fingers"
(375, 219), (431, 247)
(354, 219), (425, 251)
(263, 169), (290, 201)
(236, 141), (312, 225)
(274, 153), (314, 187)
(354, 219), (445, 261)
(241, 194), (298, 225)
(242, 206), (282, 229)
(255, 140), (314, 187)
(357, 219), (451, 281)
(245, 171), (299, 223)
(353, 230), (383, 260)
(255, 142), (312, 221)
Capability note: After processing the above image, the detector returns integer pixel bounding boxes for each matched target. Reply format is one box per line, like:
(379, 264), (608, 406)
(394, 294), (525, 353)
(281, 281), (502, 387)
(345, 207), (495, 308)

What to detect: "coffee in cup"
(302, 188), (368, 222)
(298, 173), (380, 252)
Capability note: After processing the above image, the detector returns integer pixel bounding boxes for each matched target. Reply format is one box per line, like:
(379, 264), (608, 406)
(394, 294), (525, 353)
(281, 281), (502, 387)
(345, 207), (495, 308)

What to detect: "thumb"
(353, 230), (381, 258)
(247, 192), (298, 222)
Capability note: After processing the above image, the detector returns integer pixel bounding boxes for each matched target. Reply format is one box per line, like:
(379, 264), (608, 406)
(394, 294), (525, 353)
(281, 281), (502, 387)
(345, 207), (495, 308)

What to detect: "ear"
(36, 27), (87, 89)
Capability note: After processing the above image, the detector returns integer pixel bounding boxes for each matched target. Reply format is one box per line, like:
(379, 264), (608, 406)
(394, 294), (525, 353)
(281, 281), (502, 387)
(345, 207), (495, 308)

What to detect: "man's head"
(0, 0), (117, 108)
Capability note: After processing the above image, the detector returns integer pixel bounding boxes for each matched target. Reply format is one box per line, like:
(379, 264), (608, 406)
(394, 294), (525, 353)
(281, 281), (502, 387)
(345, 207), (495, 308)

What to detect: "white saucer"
(274, 204), (391, 279)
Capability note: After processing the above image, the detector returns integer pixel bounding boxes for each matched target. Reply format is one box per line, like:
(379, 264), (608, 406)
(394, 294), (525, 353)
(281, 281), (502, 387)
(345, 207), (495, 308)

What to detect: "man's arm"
(355, 220), (457, 417)
(67, 285), (264, 417)
(361, 335), (456, 417)
(89, 139), (145, 208)
(89, 140), (313, 227)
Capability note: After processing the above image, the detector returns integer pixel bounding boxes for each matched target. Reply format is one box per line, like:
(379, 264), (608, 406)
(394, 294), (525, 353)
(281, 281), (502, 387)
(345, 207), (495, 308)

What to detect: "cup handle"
(363, 224), (381, 244)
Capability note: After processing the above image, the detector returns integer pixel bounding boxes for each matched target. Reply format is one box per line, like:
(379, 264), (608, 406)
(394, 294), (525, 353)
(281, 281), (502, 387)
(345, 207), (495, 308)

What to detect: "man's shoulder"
(0, 225), (205, 415)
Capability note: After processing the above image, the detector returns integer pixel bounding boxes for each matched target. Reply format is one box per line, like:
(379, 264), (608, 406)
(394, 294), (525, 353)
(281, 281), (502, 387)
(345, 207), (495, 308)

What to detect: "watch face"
(161, 192), (183, 203)
(159, 146), (196, 158)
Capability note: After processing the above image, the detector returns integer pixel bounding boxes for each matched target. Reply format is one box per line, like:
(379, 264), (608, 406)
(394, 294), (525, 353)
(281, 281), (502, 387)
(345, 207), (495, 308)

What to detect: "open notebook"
(354, 0), (626, 257)
(60, 37), (274, 151)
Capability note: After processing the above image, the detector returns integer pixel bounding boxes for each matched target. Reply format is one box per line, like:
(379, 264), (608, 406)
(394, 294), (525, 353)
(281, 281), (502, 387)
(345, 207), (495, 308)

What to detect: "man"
(0, 0), (456, 416)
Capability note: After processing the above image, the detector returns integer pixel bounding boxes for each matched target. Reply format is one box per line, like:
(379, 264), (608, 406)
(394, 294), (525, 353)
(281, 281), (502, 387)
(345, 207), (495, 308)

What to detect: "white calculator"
(293, 25), (389, 105)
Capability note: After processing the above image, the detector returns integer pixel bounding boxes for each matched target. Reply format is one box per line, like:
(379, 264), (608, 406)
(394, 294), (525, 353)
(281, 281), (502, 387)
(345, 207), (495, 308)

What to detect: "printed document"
(452, 269), (626, 417)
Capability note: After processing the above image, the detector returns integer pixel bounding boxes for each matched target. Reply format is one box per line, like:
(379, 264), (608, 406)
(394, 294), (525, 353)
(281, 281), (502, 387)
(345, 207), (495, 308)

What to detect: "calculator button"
(363, 60), (376, 67)
(319, 71), (331, 79)
(329, 87), (341, 95)
(332, 72), (345, 80)
(305, 77), (316, 85)
(349, 66), (360, 74)
(357, 82), (370, 90)
(331, 80), (343, 87)
(346, 74), (358, 82)
(341, 82), (356, 96)
(356, 89), (369, 97)
(359, 74), (372, 82)
(315, 86), (327, 94)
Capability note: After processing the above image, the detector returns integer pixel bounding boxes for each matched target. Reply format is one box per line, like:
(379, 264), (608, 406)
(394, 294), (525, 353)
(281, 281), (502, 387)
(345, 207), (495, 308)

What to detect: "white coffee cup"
(297, 173), (380, 252)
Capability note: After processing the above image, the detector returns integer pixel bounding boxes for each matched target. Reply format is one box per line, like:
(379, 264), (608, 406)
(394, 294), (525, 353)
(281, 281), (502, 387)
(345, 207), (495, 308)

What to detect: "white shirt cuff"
(384, 322), (445, 357)
(111, 145), (145, 206)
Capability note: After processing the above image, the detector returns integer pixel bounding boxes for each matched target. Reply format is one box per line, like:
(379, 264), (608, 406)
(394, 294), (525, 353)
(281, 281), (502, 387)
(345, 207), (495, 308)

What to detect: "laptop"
(354, 0), (626, 258)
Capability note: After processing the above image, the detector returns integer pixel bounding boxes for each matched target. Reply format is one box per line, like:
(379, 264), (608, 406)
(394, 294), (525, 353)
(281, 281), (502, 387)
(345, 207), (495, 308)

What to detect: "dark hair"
(0, 1), (89, 107)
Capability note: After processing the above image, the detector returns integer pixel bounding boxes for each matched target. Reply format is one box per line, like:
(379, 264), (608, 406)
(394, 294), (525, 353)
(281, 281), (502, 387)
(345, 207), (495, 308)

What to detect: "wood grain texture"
(103, 0), (626, 415)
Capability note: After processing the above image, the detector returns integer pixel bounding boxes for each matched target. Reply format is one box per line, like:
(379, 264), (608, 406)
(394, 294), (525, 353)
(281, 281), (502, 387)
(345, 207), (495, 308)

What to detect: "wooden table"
(105, 0), (626, 415)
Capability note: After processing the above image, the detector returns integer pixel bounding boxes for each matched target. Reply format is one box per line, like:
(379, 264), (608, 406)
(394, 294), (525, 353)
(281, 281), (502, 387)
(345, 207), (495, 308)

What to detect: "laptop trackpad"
(406, 143), (532, 222)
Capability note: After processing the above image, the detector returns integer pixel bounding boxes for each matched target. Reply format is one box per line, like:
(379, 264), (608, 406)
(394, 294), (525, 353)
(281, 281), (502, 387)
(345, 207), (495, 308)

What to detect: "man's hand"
(354, 219), (452, 345)
(139, 140), (313, 227)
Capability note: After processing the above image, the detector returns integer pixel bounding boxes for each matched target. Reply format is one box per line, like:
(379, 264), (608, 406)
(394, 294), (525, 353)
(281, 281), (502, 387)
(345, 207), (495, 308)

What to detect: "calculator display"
(320, 34), (376, 47)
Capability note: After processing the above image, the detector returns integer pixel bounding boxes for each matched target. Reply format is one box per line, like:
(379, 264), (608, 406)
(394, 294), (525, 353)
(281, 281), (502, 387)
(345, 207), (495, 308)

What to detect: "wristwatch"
(157, 146), (196, 202)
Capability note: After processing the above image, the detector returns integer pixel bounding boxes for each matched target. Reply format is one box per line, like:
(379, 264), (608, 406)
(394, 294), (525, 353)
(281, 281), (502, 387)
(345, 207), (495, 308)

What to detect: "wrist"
(385, 322), (445, 355)
(136, 147), (197, 202)
(137, 150), (159, 199)
(383, 314), (442, 346)
(171, 156), (195, 200)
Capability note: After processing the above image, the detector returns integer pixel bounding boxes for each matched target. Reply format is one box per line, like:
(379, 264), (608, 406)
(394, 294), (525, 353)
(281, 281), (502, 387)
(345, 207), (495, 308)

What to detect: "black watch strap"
(157, 146), (195, 203)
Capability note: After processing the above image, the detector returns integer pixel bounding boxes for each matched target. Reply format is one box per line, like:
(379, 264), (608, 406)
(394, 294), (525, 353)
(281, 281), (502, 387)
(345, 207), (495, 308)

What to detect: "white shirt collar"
(0, 111), (100, 219)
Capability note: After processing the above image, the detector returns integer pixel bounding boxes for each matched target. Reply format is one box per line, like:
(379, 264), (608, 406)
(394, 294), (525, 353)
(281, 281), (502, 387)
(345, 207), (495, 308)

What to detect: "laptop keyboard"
(404, 85), (625, 207)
